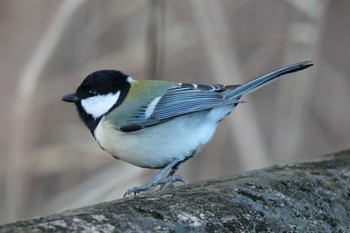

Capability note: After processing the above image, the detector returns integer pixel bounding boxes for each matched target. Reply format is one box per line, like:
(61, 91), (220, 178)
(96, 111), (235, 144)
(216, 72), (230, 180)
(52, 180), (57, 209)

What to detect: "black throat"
(76, 103), (102, 135)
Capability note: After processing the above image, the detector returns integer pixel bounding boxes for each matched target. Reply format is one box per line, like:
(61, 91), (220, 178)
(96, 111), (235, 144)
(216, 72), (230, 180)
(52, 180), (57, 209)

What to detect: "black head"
(62, 70), (132, 133)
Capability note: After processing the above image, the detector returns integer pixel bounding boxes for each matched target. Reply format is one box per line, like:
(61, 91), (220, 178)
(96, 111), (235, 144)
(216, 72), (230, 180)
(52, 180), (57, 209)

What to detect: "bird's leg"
(123, 157), (184, 197)
(157, 160), (187, 190)
(167, 162), (182, 177)
(157, 150), (200, 190)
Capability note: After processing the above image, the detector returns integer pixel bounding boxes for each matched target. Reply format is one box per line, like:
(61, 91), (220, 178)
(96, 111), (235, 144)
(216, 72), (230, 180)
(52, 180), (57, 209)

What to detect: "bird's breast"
(94, 106), (232, 169)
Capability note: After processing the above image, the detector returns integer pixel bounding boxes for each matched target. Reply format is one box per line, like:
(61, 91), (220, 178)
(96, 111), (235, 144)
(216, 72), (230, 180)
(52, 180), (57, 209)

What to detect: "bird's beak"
(61, 93), (79, 103)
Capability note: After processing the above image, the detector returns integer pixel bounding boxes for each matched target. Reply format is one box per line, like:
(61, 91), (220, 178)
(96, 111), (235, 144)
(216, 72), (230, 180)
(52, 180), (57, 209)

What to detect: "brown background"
(1, 0), (349, 224)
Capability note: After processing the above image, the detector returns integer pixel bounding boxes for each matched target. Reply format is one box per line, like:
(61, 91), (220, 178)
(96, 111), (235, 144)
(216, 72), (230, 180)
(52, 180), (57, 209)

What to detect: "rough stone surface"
(1, 150), (350, 232)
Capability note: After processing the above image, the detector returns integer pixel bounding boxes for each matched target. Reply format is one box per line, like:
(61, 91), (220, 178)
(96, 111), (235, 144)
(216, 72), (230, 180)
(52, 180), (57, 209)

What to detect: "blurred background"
(1, 0), (349, 224)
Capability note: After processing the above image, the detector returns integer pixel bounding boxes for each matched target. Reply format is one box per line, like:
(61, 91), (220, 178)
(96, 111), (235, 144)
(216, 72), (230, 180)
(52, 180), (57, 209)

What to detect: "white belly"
(94, 106), (232, 168)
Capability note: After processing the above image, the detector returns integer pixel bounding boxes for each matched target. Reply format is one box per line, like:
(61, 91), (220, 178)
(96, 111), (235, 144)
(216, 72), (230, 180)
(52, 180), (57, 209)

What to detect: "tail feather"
(223, 61), (313, 99)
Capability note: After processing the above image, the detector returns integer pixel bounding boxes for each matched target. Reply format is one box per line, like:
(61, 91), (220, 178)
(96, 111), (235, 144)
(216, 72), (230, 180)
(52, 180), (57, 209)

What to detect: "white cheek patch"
(81, 91), (121, 119)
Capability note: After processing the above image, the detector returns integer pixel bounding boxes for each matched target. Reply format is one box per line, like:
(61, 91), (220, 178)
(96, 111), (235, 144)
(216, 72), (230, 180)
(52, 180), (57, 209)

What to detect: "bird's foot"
(123, 175), (188, 197)
(123, 184), (153, 198)
(157, 175), (188, 191)
(123, 158), (187, 197)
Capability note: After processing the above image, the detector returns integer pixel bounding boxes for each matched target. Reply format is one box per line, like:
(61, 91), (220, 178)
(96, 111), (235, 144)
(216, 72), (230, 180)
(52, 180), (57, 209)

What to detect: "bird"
(61, 61), (313, 197)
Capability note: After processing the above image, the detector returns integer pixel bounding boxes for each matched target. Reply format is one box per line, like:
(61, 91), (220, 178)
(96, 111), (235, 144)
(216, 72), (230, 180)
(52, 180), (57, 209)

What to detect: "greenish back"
(105, 80), (176, 126)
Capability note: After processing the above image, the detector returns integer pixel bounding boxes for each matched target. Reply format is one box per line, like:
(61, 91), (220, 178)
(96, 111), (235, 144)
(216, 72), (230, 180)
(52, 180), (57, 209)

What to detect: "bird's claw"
(158, 175), (187, 185)
(123, 186), (148, 198)
(157, 175), (188, 191)
(123, 175), (188, 197)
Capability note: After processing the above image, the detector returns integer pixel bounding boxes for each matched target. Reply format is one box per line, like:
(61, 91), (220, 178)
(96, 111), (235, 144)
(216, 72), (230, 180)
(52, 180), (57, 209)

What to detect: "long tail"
(223, 61), (313, 99)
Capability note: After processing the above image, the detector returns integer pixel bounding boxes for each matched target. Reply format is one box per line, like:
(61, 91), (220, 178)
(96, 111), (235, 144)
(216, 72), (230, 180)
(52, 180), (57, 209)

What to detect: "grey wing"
(119, 83), (241, 132)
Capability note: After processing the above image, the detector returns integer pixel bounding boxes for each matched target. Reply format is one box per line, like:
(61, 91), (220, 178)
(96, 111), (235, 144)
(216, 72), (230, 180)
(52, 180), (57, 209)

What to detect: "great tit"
(62, 61), (313, 197)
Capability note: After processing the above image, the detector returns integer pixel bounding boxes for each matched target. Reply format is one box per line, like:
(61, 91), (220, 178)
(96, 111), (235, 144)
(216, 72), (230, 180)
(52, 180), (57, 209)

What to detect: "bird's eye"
(88, 89), (98, 97)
